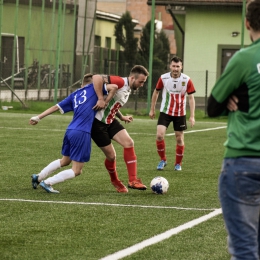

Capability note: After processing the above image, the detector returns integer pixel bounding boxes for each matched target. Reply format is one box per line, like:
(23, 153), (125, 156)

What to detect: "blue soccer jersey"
(57, 83), (108, 133)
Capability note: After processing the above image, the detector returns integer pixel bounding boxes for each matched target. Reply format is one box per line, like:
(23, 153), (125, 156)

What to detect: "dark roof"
(147, 0), (243, 6)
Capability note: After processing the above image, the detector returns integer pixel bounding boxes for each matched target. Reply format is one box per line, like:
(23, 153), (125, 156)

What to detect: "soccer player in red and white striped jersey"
(149, 56), (196, 171)
(91, 65), (149, 193)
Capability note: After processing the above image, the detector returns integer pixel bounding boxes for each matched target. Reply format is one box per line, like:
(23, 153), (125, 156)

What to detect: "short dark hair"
(246, 0), (260, 31)
(130, 65), (149, 77)
(170, 55), (183, 64)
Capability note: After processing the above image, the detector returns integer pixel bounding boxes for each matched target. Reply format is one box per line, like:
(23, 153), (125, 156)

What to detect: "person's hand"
(227, 95), (238, 112)
(29, 116), (40, 125)
(149, 110), (155, 119)
(189, 117), (195, 128)
(93, 99), (106, 110)
(121, 115), (133, 124)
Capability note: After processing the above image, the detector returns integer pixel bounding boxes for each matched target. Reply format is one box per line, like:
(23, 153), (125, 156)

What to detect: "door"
(221, 49), (239, 74)
(1, 35), (25, 81)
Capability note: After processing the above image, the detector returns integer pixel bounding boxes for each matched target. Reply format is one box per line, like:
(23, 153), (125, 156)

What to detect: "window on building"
(95, 35), (101, 46)
(105, 37), (111, 49)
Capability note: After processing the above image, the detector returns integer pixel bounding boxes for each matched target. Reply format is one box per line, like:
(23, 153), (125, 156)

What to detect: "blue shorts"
(62, 130), (91, 162)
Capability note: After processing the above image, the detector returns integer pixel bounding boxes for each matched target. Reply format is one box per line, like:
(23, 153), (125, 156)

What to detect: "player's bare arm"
(188, 94), (195, 127)
(149, 89), (160, 119)
(101, 74), (109, 84)
(94, 83), (118, 109)
(92, 74), (107, 110)
(116, 111), (133, 124)
(29, 105), (59, 125)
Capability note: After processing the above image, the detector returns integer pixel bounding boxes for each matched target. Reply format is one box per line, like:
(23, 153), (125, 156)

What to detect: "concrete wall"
(0, 88), (70, 102)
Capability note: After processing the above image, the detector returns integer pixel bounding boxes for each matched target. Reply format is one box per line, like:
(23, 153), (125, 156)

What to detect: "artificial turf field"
(0, 111), (230, 259)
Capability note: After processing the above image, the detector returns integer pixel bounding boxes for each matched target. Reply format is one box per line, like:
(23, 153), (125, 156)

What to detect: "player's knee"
(176, 138), (184, 146)
(104, 149), (116, 160)
(74, 170), (82, 176)
(106, 154), (116, 161)
(126, 138), (134, 147)
(156, 135), (164, 141)
(60, 158), (71, 167)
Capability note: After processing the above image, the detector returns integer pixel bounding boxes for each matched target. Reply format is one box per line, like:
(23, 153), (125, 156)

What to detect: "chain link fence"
(0, 1), (213, 112)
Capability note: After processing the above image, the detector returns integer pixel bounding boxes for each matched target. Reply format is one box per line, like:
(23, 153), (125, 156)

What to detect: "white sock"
(45, 169), (75, 186)
(38, 159), (61, 182)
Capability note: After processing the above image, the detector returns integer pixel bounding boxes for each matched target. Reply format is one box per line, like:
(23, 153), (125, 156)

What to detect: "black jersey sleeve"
(207, 94), (228, 117)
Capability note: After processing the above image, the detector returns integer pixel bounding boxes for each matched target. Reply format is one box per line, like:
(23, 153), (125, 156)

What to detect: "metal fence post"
(54, 0), (63, 103)
(205, 70), (208, 116)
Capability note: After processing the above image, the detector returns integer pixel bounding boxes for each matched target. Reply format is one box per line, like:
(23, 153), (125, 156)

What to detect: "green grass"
(0, 109), (230, 259)
(0, 100), (58, 114)
(0, 100), (228, 121)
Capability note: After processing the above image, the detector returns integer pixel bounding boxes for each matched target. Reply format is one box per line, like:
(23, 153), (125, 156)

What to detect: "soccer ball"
(150, 176), (169, 194)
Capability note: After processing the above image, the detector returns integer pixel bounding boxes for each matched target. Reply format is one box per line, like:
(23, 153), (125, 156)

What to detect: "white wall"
(0, 88), (70, 102)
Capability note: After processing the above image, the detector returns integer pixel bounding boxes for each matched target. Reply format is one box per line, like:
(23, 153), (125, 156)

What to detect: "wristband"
(30, 116), (40, 122)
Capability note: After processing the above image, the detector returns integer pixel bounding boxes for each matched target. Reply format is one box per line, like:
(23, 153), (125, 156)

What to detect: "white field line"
(166, 126), (227, 136)
(192, 121), (227, 124)
(0, 199), (216, 211)
(0, 126), (64, 131)
(0, 113), (227, 124)
(0, 125), (227, 136)
(129, 126), (227, 136)
(99, 208), (222, 260)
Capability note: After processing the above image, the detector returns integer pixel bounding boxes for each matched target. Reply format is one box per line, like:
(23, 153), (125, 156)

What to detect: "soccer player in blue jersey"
(29, 74), (118, 193)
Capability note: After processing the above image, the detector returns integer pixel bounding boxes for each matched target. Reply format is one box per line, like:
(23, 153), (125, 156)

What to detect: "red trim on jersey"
(155, 77), (164, 90)
(168, 94), (175, 115)
(187, 79), (196, 94)
(106, 103), (122, 124)
(156, 76), (195, 94)
(174, 94), (180, 116)
(109, 76), (125, 89)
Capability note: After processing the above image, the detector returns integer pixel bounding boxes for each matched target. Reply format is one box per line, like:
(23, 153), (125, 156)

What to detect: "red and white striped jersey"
(95, 76), (131, 124)
(156, 72), (196, 116)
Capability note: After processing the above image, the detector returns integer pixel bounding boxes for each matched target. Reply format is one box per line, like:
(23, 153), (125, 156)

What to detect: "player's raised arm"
(92, 74), (106, 109)
(104, 83), (118, 105)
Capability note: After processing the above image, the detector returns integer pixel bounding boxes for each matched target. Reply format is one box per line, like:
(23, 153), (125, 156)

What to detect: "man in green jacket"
(207, 0), (260, 259)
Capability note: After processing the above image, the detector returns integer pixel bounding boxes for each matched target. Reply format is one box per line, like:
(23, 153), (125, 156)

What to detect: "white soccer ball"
(150, 176), (169, 194)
